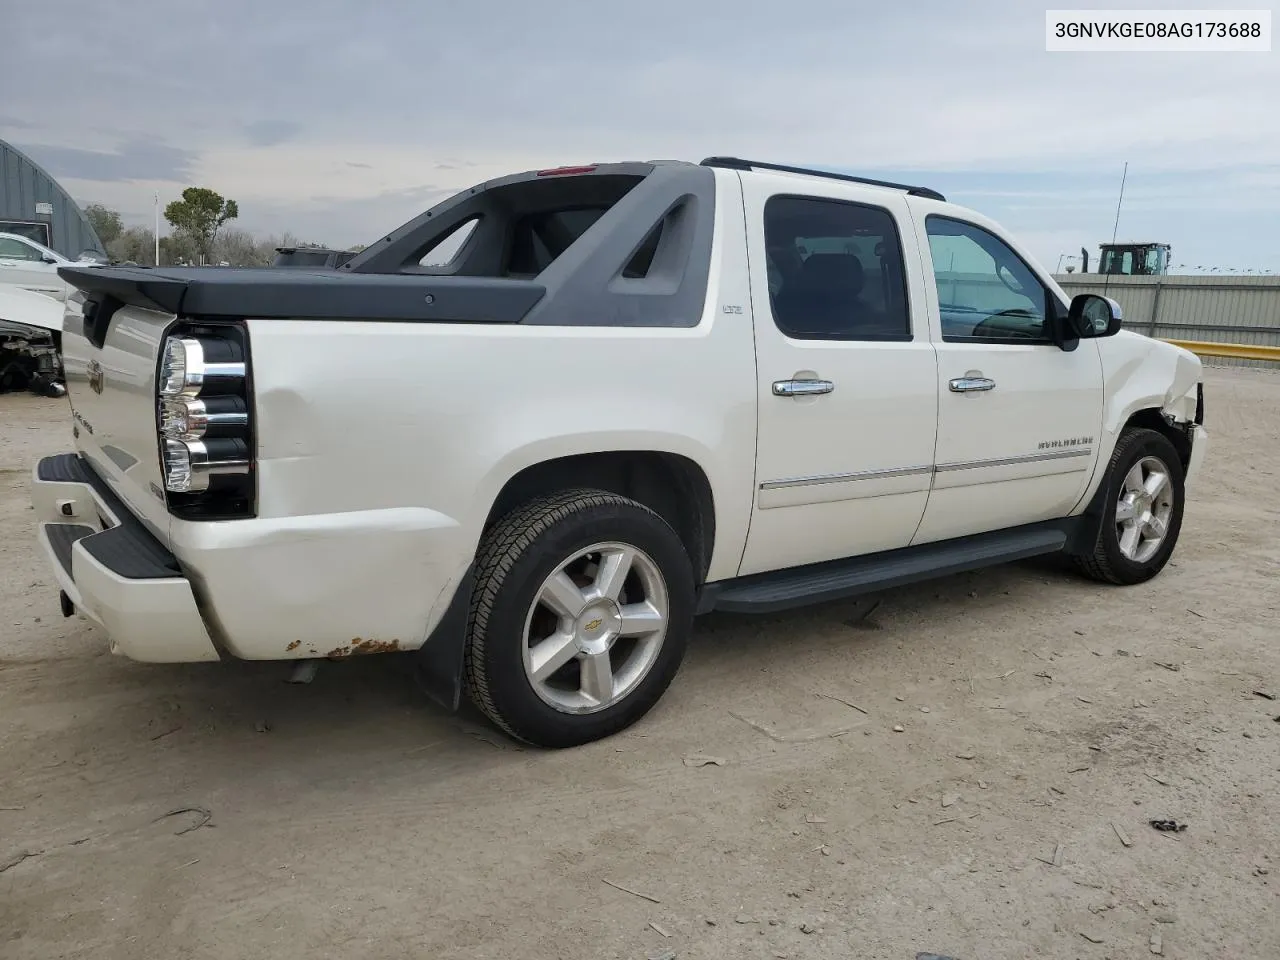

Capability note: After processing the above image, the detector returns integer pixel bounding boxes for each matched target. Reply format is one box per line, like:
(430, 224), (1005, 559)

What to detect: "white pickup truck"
(32, 157), (1207, 748)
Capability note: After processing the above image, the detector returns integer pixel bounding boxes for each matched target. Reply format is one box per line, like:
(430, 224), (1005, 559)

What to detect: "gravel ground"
(1, 367), (1277, 960)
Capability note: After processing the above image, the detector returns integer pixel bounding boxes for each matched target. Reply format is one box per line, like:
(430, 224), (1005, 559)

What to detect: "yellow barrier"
(1160, 338), (1280, 362)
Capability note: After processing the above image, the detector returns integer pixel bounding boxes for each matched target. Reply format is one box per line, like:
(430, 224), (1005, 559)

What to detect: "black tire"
(463, 489), (695, 748)
(0, 350), (29, 394)
(1072, 428), (1185, 585)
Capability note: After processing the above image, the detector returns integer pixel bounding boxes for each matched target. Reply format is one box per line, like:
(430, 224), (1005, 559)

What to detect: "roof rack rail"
(699, 156), (946, 202)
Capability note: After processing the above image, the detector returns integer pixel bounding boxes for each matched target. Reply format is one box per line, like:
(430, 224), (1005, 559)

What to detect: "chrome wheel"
(1115, 455), (1175, 564)
(522, 542), (669, 715)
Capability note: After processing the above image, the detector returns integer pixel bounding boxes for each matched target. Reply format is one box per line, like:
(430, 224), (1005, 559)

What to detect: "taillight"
(162, 438), (251, 493)
(159, 336), (245, 398)
(156, 323), (255, 518)
(160, 396), (248, 439)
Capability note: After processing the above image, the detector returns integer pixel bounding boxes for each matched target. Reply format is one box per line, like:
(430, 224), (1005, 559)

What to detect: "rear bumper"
(32, 454), (220, 662)
(32, 452), (470, 665)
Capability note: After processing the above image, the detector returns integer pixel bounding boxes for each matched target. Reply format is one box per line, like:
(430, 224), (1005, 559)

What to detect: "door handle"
(948, 377), (996, 393)
(773, 379), (834, 397)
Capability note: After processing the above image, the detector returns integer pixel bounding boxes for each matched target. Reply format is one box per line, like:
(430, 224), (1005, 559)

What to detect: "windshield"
(1100, 249), (1134, 274)
(0, 221), (53, 247)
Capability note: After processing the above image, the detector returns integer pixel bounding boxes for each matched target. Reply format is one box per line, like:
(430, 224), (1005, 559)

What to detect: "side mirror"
(41, 255), (58, 264)
(1067, 293), (1122, 338)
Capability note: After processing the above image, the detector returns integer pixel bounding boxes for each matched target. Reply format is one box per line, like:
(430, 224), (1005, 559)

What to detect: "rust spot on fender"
(326, 637), (402, 659)
(286, 640), (301, 652)
(351, 637), (402, 655)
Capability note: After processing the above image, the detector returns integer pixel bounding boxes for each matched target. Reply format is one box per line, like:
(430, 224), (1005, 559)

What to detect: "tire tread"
(1073, 428), (1178, 585)
(463, 488), (668, 743)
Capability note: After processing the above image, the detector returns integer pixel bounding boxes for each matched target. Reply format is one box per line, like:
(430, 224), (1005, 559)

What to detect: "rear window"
(392, 173), (645, 279)
(507, 207), (609, 277)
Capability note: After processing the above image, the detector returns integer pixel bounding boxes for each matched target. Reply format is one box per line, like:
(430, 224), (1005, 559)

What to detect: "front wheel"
(1072, 428), (1186, 585)
(463, 490), (695, 748)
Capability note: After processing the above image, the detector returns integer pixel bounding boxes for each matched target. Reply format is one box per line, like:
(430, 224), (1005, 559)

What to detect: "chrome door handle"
(948, 377), (996, 393)
(773, 379), (835, 397)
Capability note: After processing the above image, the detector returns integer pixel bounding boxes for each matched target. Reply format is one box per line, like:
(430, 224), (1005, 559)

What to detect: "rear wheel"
(1072, 428), (1185, 585)
(463, 489), (695, 748)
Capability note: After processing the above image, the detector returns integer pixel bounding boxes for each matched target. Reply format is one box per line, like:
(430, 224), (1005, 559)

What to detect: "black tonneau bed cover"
(57, 265), (546, 323)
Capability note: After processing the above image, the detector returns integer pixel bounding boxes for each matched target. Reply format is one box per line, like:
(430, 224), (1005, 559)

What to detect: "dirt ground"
(1, 368), (1277, 960)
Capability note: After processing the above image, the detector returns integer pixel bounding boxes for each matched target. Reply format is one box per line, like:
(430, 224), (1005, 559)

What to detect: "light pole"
(154, 192), (160, 265)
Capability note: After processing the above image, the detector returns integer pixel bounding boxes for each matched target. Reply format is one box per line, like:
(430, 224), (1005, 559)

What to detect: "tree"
(264, 231), (303, 252)
(83, 203), (123, 246)
(106, 226), (156, 265)
(158, 233), (199, 266)
(212, 228), (276, 267)
(163, 187), (239, 264)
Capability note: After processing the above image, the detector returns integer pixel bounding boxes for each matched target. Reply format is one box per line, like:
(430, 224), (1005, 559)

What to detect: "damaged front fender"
(1094, 332), (1209, 494)
(1100, 331), (1204, 438)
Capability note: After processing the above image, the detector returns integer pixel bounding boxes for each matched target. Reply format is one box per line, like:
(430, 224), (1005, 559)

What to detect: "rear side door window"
(763, 196), (912, 341)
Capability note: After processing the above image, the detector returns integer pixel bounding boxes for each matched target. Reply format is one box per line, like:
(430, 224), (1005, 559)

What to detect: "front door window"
(0, 236), (43, 261)
(925, 216), (1053, 343)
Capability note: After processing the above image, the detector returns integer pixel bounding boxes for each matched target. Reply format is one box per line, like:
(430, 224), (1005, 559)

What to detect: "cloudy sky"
(3, 1), (1277, 272)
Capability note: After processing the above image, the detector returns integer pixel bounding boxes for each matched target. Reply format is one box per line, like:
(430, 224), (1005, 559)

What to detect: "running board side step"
(698, 520), (1079, 615)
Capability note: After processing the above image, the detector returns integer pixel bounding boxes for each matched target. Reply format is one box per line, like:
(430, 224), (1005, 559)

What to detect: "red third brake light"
(536, 165), (598, 177)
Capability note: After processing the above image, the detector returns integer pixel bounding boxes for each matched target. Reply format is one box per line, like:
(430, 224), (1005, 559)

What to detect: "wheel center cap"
(575, 601), (621, 654)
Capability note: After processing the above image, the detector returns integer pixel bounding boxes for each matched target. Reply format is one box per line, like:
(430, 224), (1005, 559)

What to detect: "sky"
(3, 0), (1277, 273)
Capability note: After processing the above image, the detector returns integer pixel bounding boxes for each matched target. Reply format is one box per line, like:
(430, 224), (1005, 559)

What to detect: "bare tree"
(213, 228), (274, 267)
(159, 234), (199, 266)
(107, 226), (157, 265)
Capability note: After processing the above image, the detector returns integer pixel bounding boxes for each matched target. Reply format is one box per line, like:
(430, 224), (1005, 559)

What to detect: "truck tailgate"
(61, 294), (175, 545)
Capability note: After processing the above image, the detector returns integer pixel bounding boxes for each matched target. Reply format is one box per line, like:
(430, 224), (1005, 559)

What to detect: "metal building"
(1, 138), (105, 259)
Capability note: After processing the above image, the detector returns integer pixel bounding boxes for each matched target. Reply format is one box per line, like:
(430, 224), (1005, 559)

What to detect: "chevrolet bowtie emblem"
(87, 359), (105, 395)
(583, 618), (603, 631)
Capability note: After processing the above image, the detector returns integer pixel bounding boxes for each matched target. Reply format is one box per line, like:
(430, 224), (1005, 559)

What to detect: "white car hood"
(0, 283), (63, 333)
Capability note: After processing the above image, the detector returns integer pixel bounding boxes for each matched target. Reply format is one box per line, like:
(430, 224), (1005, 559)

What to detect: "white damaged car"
(0, 283), (66, 396)
(0, 231), (106, 300)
